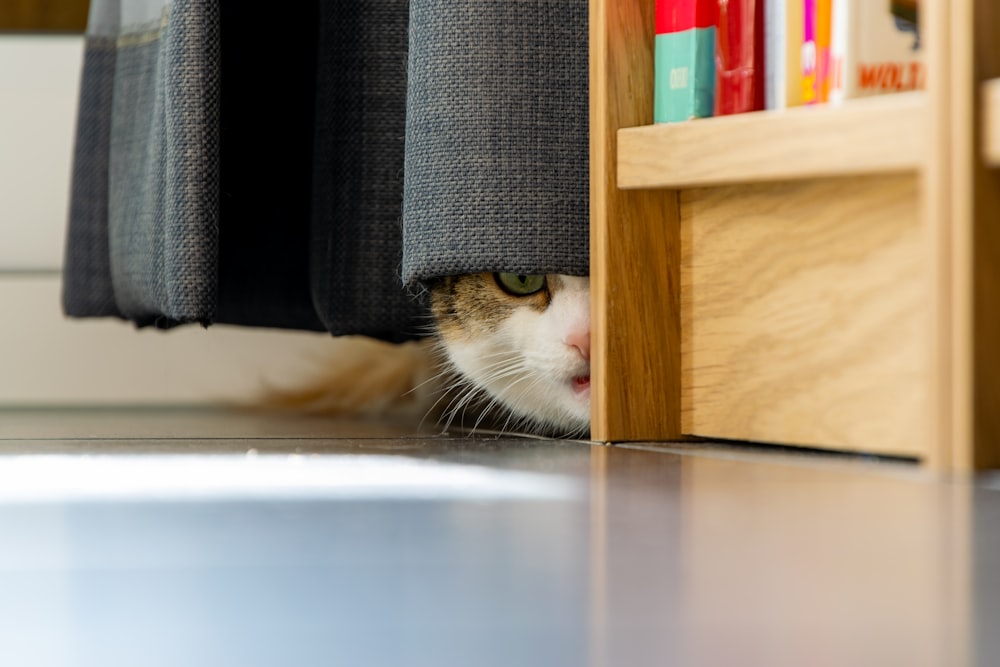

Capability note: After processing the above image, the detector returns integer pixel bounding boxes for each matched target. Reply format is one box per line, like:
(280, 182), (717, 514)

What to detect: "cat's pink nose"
(566, 330), (590, 361)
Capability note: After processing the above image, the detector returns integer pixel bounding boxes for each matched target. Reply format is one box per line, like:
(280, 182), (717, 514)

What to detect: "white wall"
(0, 36), (81, 270)
(0, 36), (332, 406)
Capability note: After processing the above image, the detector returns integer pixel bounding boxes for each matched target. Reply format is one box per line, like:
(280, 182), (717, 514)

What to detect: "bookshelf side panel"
(680, 175), (929, 457)
(591, 0), (681, 441)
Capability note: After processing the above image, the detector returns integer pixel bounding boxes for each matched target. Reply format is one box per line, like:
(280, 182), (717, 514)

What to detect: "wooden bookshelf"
(590, 0), (1000, 470)
(619, 93), (926, 188)
(589, 0), (680, 442)
(983, 78), (1000, 166)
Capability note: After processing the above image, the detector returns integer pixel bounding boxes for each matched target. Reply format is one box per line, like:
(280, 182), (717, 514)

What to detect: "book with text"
(829, 0), (924, 100)
(655, 0), (718, 122)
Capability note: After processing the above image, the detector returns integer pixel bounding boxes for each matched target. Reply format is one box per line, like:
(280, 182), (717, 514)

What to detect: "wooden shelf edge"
(590, 0), (682, 442)
(618, 92), (927, 189)
(983, 78), (1000, 166)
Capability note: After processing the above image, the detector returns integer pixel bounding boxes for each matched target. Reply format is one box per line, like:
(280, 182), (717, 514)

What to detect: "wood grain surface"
(618, 93), (925, 189)
(590, 0), (681, 441)
(983, 79), (1000, 166)
(970, 0), (1000, 468)
(922, 0), (960, 470)
(680, 175), (928, 457)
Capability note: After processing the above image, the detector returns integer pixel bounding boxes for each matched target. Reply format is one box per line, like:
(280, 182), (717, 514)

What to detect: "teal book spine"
(654, 0), (717, 123)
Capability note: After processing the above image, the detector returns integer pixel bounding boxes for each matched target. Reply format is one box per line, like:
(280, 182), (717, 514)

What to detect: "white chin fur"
(443, 276), (591, 436)
(446, 339), (590, 435)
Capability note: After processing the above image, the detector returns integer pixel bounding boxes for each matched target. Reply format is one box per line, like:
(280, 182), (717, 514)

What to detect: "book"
(816, 0), (832, 102)
(828, 0), (848, 103)
(784, 0), (804, 106)
(716, 0), (765, 115)
(764, 0), (786, 109)
(829, 0), (925, 100)
(754, 0), (766, 111)
(801, 0), (817, 103)
(654, 0), (717, 123)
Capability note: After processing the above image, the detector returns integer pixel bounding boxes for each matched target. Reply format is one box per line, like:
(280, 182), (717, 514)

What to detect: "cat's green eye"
(495, 273), (546, 296)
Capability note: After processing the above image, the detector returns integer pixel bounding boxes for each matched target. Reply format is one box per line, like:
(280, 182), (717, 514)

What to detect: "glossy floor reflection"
(0, 409), (994, 666)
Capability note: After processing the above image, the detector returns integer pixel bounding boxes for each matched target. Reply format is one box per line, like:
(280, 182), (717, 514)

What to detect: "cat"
(265, 273), (590, 438)
(429, 272), (591, 437)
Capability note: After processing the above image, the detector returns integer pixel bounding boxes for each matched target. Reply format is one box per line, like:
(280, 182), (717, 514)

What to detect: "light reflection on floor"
(0, 454), (584, 502)
(0, 408), (994, 667)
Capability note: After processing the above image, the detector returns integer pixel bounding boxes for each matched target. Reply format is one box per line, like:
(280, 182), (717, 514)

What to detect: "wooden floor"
(0, 407), (994, 666)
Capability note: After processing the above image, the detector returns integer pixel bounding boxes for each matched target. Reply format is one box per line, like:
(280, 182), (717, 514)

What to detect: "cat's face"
(430, 273), (590, 437)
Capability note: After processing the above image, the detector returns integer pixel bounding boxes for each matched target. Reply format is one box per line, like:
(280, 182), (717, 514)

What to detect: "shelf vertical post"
(590, 0), (681, 441)
(969, 0), (1000, 468)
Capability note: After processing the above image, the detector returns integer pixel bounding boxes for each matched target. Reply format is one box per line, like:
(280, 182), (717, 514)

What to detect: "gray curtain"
(64, 0), (219, 327)
(403, 1), (589, 284)
(63, 0), (588, 339)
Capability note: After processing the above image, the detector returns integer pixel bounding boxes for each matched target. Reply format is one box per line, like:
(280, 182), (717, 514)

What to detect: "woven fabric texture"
(63, 33), (120, 319)
(63, 0), (588, 337)
(64, 0), (220, 327)
(402, 1), (589, 284)
(310, 0), (427, 340)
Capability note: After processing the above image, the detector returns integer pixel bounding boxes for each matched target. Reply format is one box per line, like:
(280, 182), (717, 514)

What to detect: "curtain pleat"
(402, 0), (589, 284)
(62, 0), (588, 339)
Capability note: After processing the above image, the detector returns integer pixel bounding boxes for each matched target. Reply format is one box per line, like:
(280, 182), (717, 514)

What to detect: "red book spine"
(658, 0), (717, 33)
(753, 0), (766, 110)
(715, 0), (765, 115)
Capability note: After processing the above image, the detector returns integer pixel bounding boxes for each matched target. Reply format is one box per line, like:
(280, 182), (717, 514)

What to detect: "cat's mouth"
(572, 375), (591, 395)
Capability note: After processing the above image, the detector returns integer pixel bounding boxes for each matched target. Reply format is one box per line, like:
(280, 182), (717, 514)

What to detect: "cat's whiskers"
(421, 375), (471, 433)
(443, 383), (491, 433)
(426, 348), (588, 438)
(408, 341), (484, 426)
(504, 369), (588, 438)
(499, 371), (550, 435)
(470, 366), (538, 434)
(476, 356), (571, 437)
(426, 272), (591, 437)
(439, 355), (534, 435)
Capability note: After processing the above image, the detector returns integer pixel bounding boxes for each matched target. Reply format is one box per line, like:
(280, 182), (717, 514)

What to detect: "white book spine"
(765, 0), (787, 109)
(829, 0), (848, 103)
